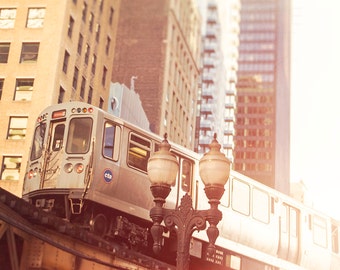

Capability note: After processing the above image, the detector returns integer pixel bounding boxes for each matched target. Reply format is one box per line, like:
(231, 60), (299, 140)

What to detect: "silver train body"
(23, 102), (340, 269)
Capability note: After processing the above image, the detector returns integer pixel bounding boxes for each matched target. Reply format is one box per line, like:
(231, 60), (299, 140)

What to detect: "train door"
(278, 203), (300, 263)
(40, 120), (65, 189)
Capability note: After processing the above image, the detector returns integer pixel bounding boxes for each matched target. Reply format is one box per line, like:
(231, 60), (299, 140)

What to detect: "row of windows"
(239, 63), (275, 72)
(236, 128), (273, 137)
(235, 139), (273, 148)
(76, 0), (114, 26)
(238, 52), (275, 62)
(237, 95), (274, 104)
(0, 42), (40, 64)
(234, 162), (273, 172)
(0, 78), (34, 101)
(237, 106), (274, 114)
(235, 151), (272, 160)
(239, 42), (275, 51)
(237, 117), (273, 126)
(222, 178), (272, 224)
(102, 123), (193, 193)
(0, 8), (45, 29)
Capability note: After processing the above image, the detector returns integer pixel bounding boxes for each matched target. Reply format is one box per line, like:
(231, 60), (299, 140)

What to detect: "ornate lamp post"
(147, 134), (230, 270)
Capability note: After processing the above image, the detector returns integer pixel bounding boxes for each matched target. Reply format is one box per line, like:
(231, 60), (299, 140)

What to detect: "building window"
(14, 79), (34, 101)
(102, 66), (107, 86)
(80, 76), (86, 98)
(87, 86), (93, 104)
(91, 54), (96, 74)
(82, 2), (87, 22)
(20, 42), (39, 63)
(100, 0), (104, 12)
(77, 34), (83, 54)
(58, 86), (65, 103)
(62, 50), (70, 73)
(109, 7), (114, 25)
(73, 67), (79, 90)
(7, 116), (28, 139)
(84, 44), (90, 65)
(99, 97), (104, 109)
(1, 156), (22, 181)
(0, 79), (3, 100)
(105, 36), (111, 55)
(95, 24), (100, 41)
(0, 43), (10, 63)
(89, 12), (94, 32)
(0, 8), (16, 28)
(68, 16), (74, 38)
(26, 8), (45, 28)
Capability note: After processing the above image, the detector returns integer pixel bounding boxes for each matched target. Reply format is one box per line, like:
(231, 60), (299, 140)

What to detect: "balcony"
(224, 115), (235, 122)
(225, 102), (236, 109)
(200, 119), (213, 131)
(224, 129), (235, 136)
(200, 103), (213, 114)
(201, 88), (214, 99)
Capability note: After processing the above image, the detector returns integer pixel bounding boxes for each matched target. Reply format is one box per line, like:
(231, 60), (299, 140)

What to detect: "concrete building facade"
(111, 0), (201, 150)
(0, 0), (120, 195)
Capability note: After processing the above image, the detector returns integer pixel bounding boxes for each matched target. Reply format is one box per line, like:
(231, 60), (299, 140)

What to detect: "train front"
(22, 103), (96, 216)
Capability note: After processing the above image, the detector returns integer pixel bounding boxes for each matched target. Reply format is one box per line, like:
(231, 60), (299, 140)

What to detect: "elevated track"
(0, 187), (175, 270)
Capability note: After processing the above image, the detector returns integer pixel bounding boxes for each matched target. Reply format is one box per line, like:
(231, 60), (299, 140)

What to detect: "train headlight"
(28, 168), (39, 179)
(64, 163), (73, 173)
(28, 169), (34, 179)
(75, 163), (84, 174)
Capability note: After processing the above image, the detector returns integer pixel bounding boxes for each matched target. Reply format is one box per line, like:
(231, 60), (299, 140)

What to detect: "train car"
(23, 101), (340, 269)
(23, 101), (199, 249)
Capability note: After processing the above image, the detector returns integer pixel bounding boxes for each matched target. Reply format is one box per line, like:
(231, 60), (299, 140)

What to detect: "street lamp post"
(147, 134), (230, 270)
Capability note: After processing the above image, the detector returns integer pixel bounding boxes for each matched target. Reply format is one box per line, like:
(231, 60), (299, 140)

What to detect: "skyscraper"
(111, 0), (201, 150)
(196, 0), (240, 163)
(0, 0), (119, 195)
(234, 0), (291, 193)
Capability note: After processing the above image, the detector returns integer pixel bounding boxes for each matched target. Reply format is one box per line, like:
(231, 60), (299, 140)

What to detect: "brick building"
(0, 0), (120, 195)
(111, 0), (201, 149)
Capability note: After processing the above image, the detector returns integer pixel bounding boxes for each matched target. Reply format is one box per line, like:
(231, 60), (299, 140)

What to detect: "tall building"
(111, 0), (201, 150)
(0, 0), (120, 195)
(196, 0), (240, 162)
(234, 0), (291, 193)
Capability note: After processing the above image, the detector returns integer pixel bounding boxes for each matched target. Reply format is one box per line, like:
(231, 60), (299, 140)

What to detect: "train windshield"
(66, 117), (93, 154)
(30, 122), (46, 160)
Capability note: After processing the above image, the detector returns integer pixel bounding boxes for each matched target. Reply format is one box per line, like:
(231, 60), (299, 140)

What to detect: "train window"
(30, 122), (46, 160)
(127, 133), (151, 172)
(103, 122), (120, 161)
(52, 124), (65, 151)
(220, 180), (230, 207)
(332, 224), (339, 254)
(231, 178), (250, 216)
(281, 205), (288, 233)
(252, 188), (269, 223)
(181, 159), (192, 193)
(66, 117), (93, 154)
(313, 215), (327, 248)
(290, 208), (298, 238)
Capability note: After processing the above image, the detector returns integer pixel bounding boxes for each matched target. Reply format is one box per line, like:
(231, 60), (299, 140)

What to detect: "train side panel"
(218, 174), (279, 256)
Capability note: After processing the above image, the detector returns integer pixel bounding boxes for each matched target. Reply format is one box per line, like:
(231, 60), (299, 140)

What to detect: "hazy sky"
(291, 0), (340, 219)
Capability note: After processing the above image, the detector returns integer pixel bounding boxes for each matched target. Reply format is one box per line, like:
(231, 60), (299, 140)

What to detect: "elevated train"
(23, 102), (340, 269)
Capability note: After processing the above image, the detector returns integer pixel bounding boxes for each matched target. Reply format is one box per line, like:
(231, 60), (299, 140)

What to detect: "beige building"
(0, 0), (120, 196)
(111, 0), (201, 150)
